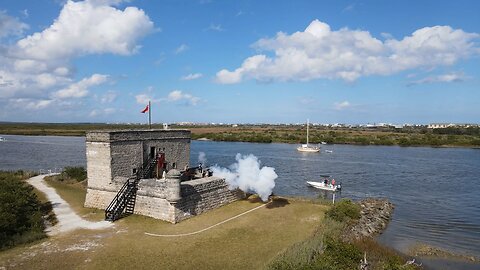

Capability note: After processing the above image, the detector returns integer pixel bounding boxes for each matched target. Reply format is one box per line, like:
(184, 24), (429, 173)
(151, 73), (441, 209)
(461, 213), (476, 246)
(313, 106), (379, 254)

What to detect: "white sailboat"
(297, 119), (320, 153)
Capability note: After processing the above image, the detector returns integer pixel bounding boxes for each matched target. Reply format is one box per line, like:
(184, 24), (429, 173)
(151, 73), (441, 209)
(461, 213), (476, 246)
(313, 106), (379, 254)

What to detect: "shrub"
(326, 199), (361, 223)
(63, 167), (87, 181)
(0, 171), (46, 249)
(315, 235), (362, 270)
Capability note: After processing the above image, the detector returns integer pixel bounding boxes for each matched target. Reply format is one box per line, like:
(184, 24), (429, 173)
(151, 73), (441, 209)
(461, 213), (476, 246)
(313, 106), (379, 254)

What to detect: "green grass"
(0, 177), (329, 269)
(44, 176), (102, 219)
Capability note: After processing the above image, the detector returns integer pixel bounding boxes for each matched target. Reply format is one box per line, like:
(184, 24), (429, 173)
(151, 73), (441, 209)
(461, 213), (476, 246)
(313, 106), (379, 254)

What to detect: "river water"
(1, 135), (479, 268)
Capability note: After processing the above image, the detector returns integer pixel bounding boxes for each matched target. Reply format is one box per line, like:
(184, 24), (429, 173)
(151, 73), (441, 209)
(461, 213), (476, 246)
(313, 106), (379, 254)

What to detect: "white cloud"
(167, 90), (200, 105)
(407, 72), (467, 86)
(104, 107), (116, 114)
(215, 55), (267, 84)
(215, 69), (242, 84)
(215, 20), (480, 84)
(135, 90), (200, 106)
(181, 73), (203, 80)
(175, 44), (189, 54)
(135, 94), (151, 104)
(89, 107), (116, 117)
(9, 98), (53, 110)
(381, 32), (393, 40)
(0, 10), (29, 39)
(53, 74), (109, 99)
(15, 1), (154, 61)
(208, 23), (224, 32)
(0, 0), (154, 115)
(21, 9), (29, 18)
(334, 101), (351, 110)
(100, 90), (117, 103)
(299, 97), (315, 105)
(89, 110), (99, 117)
(343, 3), (355, 12)
(438, 73), (466, 82)
(87, 0), (129, 6)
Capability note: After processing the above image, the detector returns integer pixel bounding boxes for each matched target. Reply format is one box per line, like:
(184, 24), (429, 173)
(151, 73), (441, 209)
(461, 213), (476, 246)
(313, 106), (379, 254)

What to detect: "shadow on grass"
(245, 195), (290, 209)
(267, 197), (290, 209)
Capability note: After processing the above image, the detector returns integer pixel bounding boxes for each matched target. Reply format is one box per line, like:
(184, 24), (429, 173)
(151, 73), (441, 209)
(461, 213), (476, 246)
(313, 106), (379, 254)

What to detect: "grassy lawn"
(43, 178), (104, 220)
(0, 179), (328, 270)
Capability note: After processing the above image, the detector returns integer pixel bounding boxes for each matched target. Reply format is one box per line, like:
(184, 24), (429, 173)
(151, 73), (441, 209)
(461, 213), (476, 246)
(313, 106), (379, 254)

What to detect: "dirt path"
(28, 174), (113, 235)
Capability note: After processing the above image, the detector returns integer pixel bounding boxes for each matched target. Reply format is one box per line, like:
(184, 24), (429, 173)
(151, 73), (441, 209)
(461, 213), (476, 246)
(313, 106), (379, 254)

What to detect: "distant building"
(428, 123), (455, 129)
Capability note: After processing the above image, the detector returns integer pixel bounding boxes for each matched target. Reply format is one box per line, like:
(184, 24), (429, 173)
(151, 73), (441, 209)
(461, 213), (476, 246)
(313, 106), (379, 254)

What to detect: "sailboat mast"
(307, 119), (309, 145)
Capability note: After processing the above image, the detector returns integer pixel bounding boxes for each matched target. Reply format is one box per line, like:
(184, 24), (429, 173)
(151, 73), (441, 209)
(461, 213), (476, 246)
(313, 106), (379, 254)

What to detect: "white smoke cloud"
(198, 152), (207, 166)
(211, 153), (277, 202)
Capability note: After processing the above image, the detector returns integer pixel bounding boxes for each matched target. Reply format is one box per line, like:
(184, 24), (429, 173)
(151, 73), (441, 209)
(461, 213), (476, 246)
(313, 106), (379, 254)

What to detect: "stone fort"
(84, 129), (244, 223)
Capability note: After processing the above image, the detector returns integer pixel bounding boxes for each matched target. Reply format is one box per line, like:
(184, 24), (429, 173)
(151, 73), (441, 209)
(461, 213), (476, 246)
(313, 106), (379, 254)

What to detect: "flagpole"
(148, 100), (151, 129)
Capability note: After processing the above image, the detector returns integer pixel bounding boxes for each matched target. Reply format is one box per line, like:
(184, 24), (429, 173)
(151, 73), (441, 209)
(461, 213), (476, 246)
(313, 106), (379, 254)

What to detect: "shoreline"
(1, 122), (480, 148)
(345, 198), (479, 269)
(2, 132), (480, 149)
(195, 137), (480, 149)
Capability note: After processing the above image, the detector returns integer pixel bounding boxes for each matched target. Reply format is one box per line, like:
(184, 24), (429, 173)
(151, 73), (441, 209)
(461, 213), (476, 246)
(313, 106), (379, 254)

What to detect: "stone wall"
(133, 196), (175, 222)
(174, 177), (246, 223)
(110, 140), (143, 179)
(85, 141), (112, 190)
(84, 176), (126, 209)
(84, 175), (244, 224)
(84, 189), (117, 209)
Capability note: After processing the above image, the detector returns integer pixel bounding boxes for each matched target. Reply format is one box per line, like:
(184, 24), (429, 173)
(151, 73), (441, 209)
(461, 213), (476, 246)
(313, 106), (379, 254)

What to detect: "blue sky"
(0, 0), (479, 124)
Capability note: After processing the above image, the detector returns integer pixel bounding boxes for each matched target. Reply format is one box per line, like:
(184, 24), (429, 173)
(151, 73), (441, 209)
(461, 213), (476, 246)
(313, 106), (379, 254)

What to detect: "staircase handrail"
(135, 155), (158, 180)
(105, 154), (159, 221)
(105, 178), (133, 218)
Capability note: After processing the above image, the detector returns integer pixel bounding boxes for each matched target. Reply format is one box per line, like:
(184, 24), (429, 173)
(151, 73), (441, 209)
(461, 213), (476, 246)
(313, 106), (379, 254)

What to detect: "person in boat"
(324, 178), (328, 186)
(331, 178), (336, 186)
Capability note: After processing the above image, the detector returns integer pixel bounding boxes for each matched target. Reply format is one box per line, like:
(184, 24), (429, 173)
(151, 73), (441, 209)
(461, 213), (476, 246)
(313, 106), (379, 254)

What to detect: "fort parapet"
(84, 129), (244, 223)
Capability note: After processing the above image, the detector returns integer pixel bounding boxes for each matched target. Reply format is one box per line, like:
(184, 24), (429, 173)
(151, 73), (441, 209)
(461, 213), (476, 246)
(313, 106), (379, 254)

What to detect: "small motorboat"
(0, 137), (5, 142)
(325, 150), (333, 153)
(307, 181), (341, 191)
(306, 175), (341, 192)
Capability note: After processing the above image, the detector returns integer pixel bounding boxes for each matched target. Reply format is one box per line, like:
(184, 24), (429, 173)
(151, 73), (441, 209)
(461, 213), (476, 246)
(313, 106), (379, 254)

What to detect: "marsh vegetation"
(1, 122), (479, 147)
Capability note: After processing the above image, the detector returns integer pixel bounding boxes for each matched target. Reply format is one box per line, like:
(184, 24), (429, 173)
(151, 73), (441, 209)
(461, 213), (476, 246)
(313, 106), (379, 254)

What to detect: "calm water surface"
(1, 135), (479, 266)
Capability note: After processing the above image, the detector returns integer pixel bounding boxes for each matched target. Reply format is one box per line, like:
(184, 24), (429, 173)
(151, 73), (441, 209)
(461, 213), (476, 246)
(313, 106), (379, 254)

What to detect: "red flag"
(141, 104), (149, 113)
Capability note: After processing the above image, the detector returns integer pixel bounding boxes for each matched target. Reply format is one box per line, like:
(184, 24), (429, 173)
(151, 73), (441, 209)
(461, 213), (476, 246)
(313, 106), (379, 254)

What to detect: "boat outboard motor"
(336, 183), (342, 191)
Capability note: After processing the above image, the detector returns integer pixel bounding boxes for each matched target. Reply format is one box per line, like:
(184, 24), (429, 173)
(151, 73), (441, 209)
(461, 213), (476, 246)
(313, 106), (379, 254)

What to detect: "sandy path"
(28, 174), (113, 236)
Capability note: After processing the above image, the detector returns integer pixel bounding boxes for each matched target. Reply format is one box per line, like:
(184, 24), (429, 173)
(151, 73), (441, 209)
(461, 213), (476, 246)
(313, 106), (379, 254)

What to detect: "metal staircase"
(105, 156), (158, 222)
(105, 178), (137, 221)
(138, 157), (158, 179)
